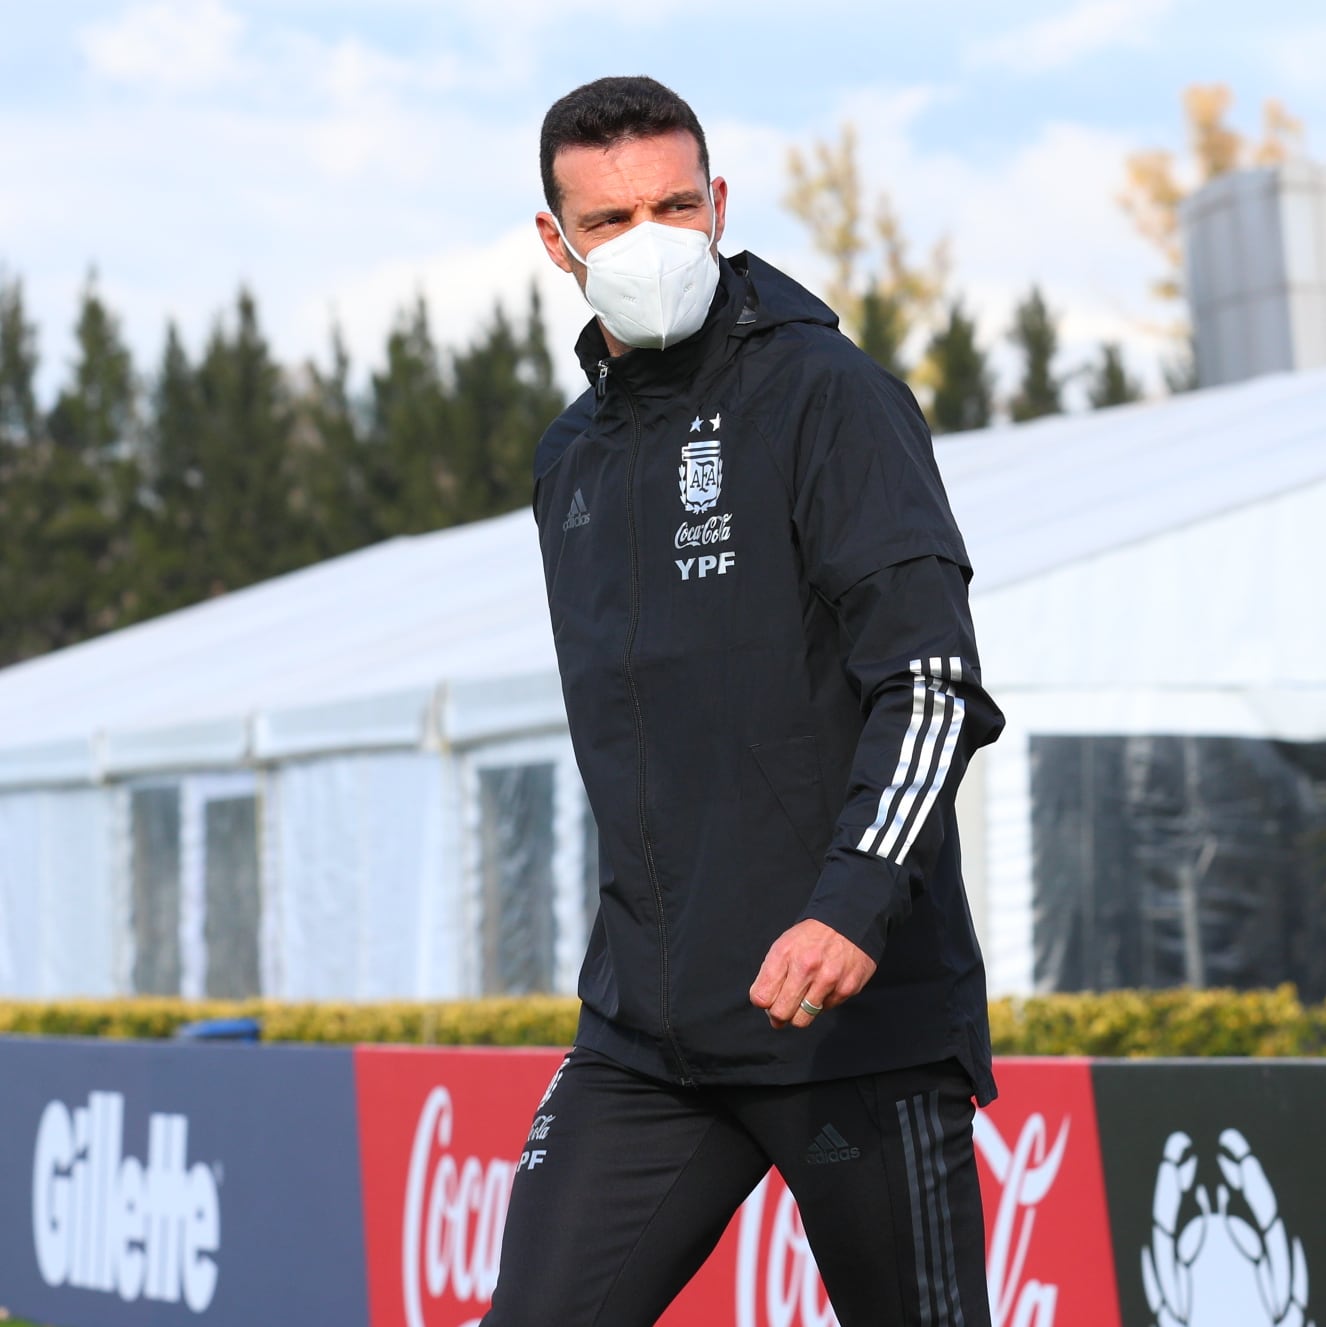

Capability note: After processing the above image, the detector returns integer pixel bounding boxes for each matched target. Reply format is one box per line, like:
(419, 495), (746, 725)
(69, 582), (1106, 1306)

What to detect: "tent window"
(478, 763), (556, 995)
(204, 794), (261, 998)
(130, 785), (181, 995)
(1031, 734), (1326, 999)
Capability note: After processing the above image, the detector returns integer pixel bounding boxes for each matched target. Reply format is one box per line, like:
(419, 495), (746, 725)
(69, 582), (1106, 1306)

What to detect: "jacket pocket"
(747, 735), (831, 868)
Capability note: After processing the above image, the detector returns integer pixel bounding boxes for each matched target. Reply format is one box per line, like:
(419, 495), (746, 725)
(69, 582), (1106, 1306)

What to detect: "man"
(483, 76), (1003, 1326)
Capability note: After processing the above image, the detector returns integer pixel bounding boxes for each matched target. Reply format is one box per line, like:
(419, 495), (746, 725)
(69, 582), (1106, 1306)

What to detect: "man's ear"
(711, 176), (728, 248)
(536, 212), (575, 275)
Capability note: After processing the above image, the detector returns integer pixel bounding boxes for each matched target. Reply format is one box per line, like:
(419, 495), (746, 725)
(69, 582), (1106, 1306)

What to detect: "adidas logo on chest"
(562, 488), (591, 532)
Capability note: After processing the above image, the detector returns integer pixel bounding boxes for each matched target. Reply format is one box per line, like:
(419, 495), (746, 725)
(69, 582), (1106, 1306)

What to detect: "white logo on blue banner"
(1142, 1128), (1315, 1327)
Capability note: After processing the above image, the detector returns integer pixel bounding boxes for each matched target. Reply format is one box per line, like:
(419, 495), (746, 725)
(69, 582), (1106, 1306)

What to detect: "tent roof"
(1, 367), (1324, 777)
(943, 365), (1326, 594)
(0, 508), (555, 775)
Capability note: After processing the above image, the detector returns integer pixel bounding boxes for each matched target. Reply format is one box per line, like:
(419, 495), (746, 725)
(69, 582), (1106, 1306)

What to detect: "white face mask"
(555, 195), (720, 351)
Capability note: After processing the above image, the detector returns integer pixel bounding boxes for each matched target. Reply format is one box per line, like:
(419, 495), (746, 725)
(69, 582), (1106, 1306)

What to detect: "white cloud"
(833, 84), (958, 138)
(79, 0), (246, 92)
(302, 224), (594, 394)
(936, 122), (1176, 395)
(17, 11), (1178, 411)
(211, 97), (1179, 401)
(753, 97), (1174, 401)
(967, 0), (1178, 74)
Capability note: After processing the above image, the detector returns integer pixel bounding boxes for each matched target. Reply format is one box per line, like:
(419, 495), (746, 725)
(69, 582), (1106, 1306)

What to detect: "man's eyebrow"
(577, 205), (629, 227)
(576, 190), (706, 227)
(657, 188), (707, 207)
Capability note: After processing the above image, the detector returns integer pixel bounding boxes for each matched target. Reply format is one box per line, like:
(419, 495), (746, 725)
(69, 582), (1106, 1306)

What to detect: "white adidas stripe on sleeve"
(856, 656), (966, 866)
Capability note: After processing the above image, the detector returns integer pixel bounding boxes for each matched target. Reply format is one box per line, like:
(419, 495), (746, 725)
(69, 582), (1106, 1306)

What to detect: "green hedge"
(0, 987), (1323, 1057)
(0, 995), (582, 1047)
(987, 984), (1326, 1057)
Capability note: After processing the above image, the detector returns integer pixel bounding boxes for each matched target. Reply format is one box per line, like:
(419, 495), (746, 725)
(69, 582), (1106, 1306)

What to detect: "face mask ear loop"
(551, 214), (588, 267)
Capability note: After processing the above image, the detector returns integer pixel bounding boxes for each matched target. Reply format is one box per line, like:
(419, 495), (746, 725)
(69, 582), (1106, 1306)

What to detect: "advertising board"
(354, 1045), (563, 1327)
(973, 1058), (1120, 1327)
(1092, 1061), (1325, 1327)
(0, 1037), (367, 1327)
(353, 1048), (1124, 1327)
(4, 1036), (1320, 1327)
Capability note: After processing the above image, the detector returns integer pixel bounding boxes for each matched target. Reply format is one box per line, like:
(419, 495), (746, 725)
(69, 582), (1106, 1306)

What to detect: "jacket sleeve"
(788, 366), (1004, 961)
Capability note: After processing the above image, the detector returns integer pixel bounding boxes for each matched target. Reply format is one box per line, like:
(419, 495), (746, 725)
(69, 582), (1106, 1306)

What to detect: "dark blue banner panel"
(1092, 1060), (1326, 1327)
(0, 1037), (367, 1327)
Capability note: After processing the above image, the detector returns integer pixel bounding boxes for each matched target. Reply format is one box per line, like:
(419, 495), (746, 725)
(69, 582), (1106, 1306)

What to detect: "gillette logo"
(32, 1090), (221, 1312)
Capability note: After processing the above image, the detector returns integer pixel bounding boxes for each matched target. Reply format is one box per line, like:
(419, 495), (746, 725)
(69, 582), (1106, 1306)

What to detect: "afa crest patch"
(679, 439), (722, 514)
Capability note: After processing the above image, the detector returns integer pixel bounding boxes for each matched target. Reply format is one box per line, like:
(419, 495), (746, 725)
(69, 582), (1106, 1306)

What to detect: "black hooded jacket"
(533, 253), (1004, 1103)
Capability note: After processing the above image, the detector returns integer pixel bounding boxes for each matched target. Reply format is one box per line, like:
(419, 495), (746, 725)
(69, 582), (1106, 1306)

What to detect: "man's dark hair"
(540, 76), (709, 219)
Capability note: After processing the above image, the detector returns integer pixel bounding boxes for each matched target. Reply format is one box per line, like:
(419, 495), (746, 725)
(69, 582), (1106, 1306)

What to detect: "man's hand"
(749, 919), (878, 1029)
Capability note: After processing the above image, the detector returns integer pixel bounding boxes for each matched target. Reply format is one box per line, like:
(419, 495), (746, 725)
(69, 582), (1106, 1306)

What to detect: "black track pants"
(481, 1048), (991, 1327)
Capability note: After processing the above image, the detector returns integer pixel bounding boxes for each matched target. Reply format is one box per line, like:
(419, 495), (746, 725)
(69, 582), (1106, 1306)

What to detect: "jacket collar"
(573, 254), (750, 400)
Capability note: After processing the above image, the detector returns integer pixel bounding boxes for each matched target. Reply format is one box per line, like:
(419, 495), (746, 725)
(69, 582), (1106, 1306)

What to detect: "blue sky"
(4, 0), (1325, 405)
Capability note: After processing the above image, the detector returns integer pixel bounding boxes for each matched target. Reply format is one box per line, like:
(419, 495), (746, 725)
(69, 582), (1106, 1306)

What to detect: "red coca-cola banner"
(669, 1058), (1122, 1327)
(972, 1059), (1120, 1327)
(354, 1048), (1121, 1327)
(355, 1046), (563, 1327)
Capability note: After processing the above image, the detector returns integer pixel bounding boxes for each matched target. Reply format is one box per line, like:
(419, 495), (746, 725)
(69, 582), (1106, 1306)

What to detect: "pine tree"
(129, 323), (208, 620)
(448, 284), (565, 522)
(0, 276), (140, 661)
(192, 288), (304, 595)
(1087, 343), (1144, 409)
(47, 272), (138, 459)
(150, 323), (204, 506)
(859, 288), (908, 380)
(0, 272), (40, 453)
(0, 274), (41, 663)
(294, 325), (379, 560)
(927, 301), (994, 435)
(0, 270), (570, 662)
(369, 295), (454, 535)
(1008, 286), (1063, 422)
(522, 283), (559, 404)
(7, 439), (123, 655)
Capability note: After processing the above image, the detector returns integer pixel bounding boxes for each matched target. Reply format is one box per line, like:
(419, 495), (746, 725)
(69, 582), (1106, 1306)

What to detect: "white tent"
(1, 368), (1323, 1000)
(0, 509), (574, 1002)
(945, 369), (1326, 995)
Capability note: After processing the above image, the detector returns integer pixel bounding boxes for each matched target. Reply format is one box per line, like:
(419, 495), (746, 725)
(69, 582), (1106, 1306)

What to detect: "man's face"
(535, 128), (727, 309)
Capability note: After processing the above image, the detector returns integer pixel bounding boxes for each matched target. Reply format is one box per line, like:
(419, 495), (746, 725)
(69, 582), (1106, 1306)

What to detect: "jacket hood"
(572, 250), (840, 390)
(728, 251), (840, 337)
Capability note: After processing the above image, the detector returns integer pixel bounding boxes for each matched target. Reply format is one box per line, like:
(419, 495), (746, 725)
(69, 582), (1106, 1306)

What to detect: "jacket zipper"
(613, 360), (694, 1086)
